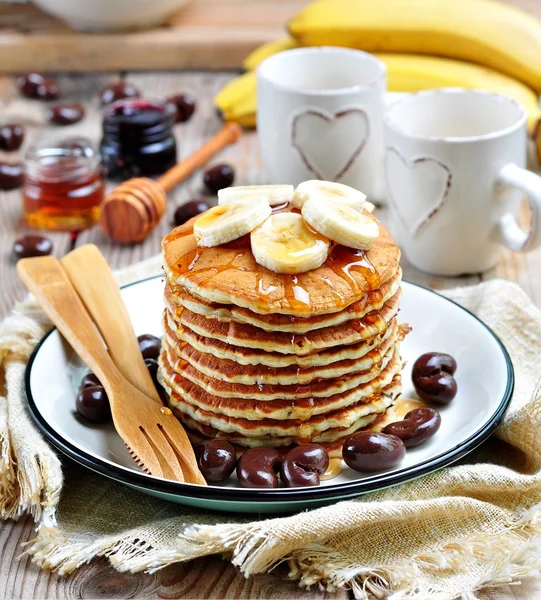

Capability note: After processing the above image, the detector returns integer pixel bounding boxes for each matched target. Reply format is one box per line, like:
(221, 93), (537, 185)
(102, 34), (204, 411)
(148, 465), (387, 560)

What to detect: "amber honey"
(23, 137), (105, 231)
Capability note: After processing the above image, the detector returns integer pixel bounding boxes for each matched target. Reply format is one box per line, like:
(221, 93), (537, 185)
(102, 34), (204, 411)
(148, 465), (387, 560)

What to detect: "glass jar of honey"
(22, 137), (105, 231)
(100, 99), (177, 181)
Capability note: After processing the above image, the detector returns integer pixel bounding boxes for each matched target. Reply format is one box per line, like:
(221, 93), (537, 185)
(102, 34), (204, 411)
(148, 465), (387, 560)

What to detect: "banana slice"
(251, 212), (330, 274)
(194, 196), (271, 247)
(292, 180), (367, 211)
(218, 184), (294, 206)
(302, 195), (379, 250)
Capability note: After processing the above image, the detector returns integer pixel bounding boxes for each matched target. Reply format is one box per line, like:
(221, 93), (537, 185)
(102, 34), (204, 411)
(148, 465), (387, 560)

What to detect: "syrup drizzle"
(168, 207), (382, 314)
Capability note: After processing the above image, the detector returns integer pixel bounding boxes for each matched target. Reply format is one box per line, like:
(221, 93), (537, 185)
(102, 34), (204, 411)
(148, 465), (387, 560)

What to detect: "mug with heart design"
(257, 47), (386, 203)
(384, 88), (541, 276)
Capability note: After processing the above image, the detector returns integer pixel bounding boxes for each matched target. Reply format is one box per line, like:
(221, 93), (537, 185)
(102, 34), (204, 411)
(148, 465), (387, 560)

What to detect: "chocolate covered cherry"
(412, 352), (457, 405)
(144, 358), (159, 386)
(281, 443), (329, 487)
(0, 124), (24, 152)
(343, 431), (406, 472)
(0, 162), (23, 190)
(137, 334), (161, 360)
(101, 82), (140, 105)
(173, 199), (211, 226)
(194, 439), (236, 483)
(12, 235), (52, 259)
(383, 407), (441, 448)
(17, 73), (60, 100)
(80, 373), (101, 389)
(167, 93), (197, 123)
(47, 103), (85, 125)
(203, 164), (235, 194)
(76, 386), (111, 423)
(237, 447), (282, 488)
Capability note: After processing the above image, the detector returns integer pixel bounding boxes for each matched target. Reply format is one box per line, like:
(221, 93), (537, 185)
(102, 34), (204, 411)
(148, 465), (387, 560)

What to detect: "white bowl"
(33, 0), (192, 32)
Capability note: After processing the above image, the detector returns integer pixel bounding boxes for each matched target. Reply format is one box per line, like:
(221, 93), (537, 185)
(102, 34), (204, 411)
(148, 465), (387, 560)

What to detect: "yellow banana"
(243, 37), (299, 71)
(378, 54), (541, 132)
(288, 0), (541, 93)
(215, 51), (541, 133)
(214, 71), (257, 128)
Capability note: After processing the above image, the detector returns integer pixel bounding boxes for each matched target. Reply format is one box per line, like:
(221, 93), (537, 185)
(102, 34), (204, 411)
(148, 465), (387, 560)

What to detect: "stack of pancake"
(158, 212), (406, 457)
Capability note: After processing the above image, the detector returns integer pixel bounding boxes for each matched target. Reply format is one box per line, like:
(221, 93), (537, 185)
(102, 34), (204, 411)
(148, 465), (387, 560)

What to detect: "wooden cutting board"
(0, 0), (539, 73)
(0, 0), (307, 72)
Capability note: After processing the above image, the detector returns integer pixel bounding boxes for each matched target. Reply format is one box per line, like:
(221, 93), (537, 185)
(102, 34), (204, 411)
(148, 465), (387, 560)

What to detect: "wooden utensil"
(61, 244), (159, 403)
(100, 121), (242, 244)
(17, 256), (206, 485)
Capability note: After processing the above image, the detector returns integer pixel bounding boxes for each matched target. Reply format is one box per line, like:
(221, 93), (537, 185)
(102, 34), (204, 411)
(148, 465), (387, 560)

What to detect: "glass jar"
(100, 99), (177, 181)
(22, 137), (105, 231)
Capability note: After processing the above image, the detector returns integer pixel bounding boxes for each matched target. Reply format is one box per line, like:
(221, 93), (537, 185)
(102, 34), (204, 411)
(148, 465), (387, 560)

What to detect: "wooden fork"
(17, 256), (206, 485)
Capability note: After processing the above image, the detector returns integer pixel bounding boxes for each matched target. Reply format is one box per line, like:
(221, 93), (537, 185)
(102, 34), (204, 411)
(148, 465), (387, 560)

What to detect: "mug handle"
(496, 163), (541, 252)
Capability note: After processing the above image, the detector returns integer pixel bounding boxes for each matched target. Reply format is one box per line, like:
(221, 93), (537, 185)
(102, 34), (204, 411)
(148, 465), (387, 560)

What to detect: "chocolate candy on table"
(281, 443), (329, 488)
(101, 82), (140, 106)
(383, 407), (442, 448)
(173, 199), (211, 226)
(12, 235), (53, 260)
(144, 358), (159, 386)
(343, 431), (406, 472)
(412, 352), (458, 405)
(203, 163), (235, 194)
(17, 73), (60, 100)
(194, 439), (236, 483)
(80, 372), (101, 390)
(137, 334), (161, 360)
(47, 103), (86, 126)
(76, 385), (111, 423)
(0, 124), (24, 152)
(167, 93), (197, 123)
(0, 162), (23, 190)
(237, 447), (282, 488)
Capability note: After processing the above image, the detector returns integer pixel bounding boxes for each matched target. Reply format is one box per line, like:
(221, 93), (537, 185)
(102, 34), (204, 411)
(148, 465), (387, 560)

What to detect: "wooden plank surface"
(0, 0), (306, 72)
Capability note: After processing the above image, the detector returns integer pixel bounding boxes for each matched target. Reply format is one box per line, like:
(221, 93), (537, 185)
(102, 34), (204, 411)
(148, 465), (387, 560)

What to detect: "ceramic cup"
(384, 88), (541, 276)
(257, 47), (387, 203)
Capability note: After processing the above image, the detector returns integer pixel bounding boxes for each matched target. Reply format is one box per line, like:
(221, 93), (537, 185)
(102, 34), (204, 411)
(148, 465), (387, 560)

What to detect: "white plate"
(25, 277), (513, 513)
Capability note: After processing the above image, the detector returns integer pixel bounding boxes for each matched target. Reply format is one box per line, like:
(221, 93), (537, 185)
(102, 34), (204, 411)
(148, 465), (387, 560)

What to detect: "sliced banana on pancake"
(218, 185), (294, 206)
(302, 196), (379, 250)
(251, 212), (330, 274)
(292, 180), (367, 211)
(194, 196), (271, 247)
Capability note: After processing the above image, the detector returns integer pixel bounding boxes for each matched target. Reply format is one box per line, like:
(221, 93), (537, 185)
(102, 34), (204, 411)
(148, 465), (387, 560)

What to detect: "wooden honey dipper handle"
(158, 122), (242, 192)
(100, 122), (242, 244)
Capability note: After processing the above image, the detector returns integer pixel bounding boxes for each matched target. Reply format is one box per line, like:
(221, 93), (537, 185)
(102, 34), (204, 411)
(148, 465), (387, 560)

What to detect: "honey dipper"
(100, 122), (242, 244)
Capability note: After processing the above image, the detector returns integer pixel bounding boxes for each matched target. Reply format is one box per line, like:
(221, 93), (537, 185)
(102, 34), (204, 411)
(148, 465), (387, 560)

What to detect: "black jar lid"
(102, 99), (176, 143)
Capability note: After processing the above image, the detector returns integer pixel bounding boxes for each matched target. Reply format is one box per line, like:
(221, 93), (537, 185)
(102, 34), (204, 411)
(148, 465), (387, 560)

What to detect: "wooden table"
(1, 69), (540, 600)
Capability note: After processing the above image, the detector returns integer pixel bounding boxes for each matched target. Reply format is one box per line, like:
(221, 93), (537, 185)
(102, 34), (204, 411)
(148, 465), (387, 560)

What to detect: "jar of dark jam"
(100, 99), (177, 181)
(23, 137), (105, 231)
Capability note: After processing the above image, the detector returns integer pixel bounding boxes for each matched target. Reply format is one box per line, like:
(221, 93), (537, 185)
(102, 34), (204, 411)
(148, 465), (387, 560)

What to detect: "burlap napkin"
(1, 255), (541, 600)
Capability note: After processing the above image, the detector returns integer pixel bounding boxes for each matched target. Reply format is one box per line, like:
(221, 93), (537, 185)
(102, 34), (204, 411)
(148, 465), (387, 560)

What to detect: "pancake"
(163, 320), (399, 384)
(167, 376), (401, 446)
(163, 341), (398, 400)
(165, 317), (410, 368)
(166, 287), (401, 356)
(162, 213), (401, 316)
(165, 268), (402, 333)
(159, 346), (403, 420)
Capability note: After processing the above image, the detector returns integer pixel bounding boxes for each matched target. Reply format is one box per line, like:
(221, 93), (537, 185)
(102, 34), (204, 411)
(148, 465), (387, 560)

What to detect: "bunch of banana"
(194, 181), (377, 274)
(215, 52), (541, 133)
(288, 0), (541, 93)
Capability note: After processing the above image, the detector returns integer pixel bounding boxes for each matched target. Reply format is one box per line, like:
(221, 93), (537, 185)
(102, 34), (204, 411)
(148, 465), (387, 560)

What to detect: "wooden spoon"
(100, 122), (242, 244)
(61, 244), (159, 403)
(17, 256), (206, 485)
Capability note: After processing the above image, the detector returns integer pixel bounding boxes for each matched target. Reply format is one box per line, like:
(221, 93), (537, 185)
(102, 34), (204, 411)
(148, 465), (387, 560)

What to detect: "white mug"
(257, 47), (387, 203)
(384, 88), (541, 276)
